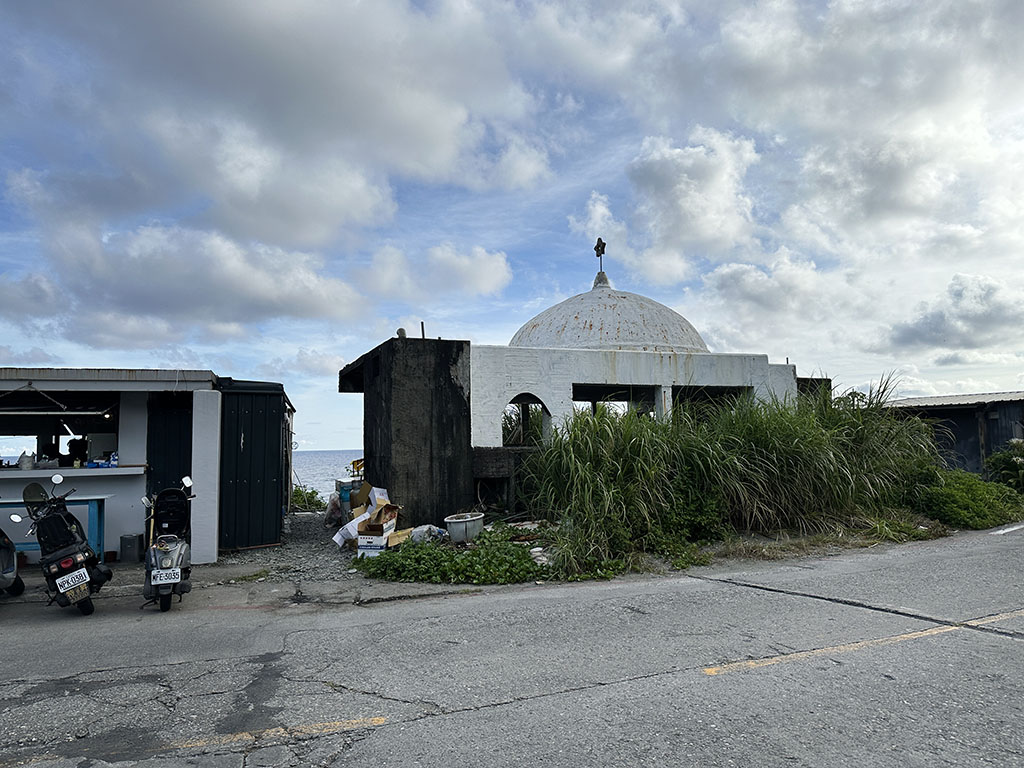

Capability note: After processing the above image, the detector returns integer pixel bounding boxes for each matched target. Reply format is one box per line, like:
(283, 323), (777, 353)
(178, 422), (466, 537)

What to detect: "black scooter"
(9, 473), (112, 616)
(0, 518), (25, 598)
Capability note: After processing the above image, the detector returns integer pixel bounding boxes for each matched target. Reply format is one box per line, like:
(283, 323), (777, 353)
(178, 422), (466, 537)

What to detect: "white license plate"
(151, 568), (181, 585)
(56, 567), (89, 593)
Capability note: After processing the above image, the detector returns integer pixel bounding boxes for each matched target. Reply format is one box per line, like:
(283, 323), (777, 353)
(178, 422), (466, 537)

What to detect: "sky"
(2, 0), (1023, 450)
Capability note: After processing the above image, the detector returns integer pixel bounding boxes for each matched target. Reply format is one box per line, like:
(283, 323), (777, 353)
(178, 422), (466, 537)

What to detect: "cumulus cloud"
(933, 351), (1024, 368)
(0, 345), (60, 365)
(258, 348), (347, 379)
(629, 130), (759, 264)
(0, 223), (361, 348)
(569, 129), (761, 285)
(361, 242), (511, 302)
(887, 274), (1024, 352)
(568, 191), (634, 264)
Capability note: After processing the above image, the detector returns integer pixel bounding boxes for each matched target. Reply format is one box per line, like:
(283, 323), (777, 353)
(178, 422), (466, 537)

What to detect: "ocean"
(291, 449), (364, 500)
(4, 449), (363, 503)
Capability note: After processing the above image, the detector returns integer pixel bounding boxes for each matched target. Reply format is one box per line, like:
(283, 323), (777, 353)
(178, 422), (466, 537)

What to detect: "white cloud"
(0, 345), (60, 365)
(361, 242), (511, 302)
(628, 129), (759, 276)
(568, 191), (635, 269)
(1, 223), (362, 348)
(258, 348), (348, 379)
(887, 273), (1024, 352)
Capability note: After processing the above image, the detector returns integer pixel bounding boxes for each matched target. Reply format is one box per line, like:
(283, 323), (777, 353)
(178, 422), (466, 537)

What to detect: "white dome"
(509, 272), (708, 353)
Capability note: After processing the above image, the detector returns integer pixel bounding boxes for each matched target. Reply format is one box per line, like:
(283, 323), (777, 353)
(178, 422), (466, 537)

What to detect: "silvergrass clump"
(521, 378), (942, 578)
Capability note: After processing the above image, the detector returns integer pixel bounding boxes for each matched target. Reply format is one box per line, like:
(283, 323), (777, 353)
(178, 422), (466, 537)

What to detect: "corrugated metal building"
(890, 392), (1024, 473)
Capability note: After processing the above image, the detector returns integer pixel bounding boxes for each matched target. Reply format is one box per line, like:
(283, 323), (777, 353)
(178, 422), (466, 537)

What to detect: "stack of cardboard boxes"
(332, 482), (411, 557)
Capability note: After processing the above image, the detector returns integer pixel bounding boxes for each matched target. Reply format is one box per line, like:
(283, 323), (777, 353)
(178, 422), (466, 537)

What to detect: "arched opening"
(501, 393), (552, 447)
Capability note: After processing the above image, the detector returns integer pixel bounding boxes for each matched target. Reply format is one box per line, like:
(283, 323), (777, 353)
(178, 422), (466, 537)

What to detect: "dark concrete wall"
(361, 338), (473, 527)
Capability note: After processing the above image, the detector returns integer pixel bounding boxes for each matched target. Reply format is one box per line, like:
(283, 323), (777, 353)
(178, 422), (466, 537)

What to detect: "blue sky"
(2, 1), (1023, 450)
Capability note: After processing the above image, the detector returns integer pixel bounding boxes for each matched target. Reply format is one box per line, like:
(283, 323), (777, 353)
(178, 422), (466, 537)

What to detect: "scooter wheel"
(5, 575), (24, 597)
(159, 594), (172, 612)
(77, 597), (95, 616)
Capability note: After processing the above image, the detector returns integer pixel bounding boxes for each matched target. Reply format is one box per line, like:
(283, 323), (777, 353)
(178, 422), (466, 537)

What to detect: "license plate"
(56, 567), (89, 593)
(151, 568), (181, 585)
(65, 583), (90, 603)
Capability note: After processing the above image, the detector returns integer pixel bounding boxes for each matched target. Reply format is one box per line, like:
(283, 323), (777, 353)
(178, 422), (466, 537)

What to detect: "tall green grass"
(520, 381), (942, 577)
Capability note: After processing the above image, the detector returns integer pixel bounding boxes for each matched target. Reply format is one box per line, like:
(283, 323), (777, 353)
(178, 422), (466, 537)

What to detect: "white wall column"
(190, 390), (222, 564)
(654, 386), (673, 420)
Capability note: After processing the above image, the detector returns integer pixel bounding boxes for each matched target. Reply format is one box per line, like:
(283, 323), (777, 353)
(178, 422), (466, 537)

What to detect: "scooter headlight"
(160, 556), (172, 568)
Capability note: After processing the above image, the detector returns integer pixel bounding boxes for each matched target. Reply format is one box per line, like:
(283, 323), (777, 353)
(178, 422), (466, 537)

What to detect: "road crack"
(689, 575), (1024, 640)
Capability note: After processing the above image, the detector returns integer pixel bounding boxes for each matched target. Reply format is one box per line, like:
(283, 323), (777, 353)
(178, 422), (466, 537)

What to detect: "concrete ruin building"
(339, 268), (801, 526)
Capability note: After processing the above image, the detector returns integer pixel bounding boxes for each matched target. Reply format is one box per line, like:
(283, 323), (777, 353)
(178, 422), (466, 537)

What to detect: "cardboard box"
(351, 482), (389, 510)
(355, 502), (401, 558)
(356, 524), (412, 558)
(358, 501), (399, 538)
(333, 504), (371, 547)
(387, 527), (413, 548)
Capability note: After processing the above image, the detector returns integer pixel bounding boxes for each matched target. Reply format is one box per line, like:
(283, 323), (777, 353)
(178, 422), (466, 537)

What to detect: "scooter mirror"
(181, 476), (193, 488)
(141, 496), (152, 508)
(51, 473), (64, 485)
(8, 514), (21, 523)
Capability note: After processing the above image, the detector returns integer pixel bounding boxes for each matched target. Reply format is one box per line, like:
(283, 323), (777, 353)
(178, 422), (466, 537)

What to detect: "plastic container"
(444, 512), (485, 543)
(120, 533), (144, 563)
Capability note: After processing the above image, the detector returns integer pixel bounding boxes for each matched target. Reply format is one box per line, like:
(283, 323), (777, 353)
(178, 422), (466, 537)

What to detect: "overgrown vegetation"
(914, 468), (1024, 529)
(985, 439), (1024, 494)
(355, 524), (548, 584)
(519, 381), (945, 579)
(291, 484), (326, 512)
(360, 380), (1024, 584)
(502, 403), (545, 446)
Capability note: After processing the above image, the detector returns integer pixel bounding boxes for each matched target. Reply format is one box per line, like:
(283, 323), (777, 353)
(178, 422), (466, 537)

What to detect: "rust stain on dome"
(509, 272), (708, 353)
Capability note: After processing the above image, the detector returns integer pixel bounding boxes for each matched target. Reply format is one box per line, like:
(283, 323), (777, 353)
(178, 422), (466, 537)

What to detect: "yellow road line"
(703, 608), (1024, 676)
(964, 608), (1024, 627)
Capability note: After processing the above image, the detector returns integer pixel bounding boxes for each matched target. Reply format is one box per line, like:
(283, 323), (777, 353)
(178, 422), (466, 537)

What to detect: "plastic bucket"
(444, 512), (485, 543)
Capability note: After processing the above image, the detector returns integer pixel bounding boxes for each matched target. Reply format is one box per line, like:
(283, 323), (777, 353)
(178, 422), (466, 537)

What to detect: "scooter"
(10, 474), (112, 616)
(0, 515), (25, 598)
(141, 476), (194, 612)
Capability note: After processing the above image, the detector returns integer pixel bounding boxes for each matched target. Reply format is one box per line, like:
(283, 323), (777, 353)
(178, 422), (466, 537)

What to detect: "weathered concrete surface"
(471, 344), (796, 447)
(2, 525), (1022, 767)
(509, 272), (709, 354)
(353, 338), (474, 527)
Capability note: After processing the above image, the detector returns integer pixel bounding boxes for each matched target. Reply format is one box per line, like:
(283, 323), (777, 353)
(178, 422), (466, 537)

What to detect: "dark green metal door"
(218, 387), (286, 549)
(146, 392), (193, 496)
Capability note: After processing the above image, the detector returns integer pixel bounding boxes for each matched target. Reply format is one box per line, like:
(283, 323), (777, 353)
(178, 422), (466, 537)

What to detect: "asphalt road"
(2, 524), (1023, 767)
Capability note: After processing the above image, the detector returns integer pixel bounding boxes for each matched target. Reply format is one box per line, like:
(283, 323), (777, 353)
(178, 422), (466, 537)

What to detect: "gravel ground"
(216, 512), (361, 583)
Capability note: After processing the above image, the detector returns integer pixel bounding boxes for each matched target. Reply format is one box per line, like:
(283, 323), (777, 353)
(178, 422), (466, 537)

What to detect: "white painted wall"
(469, 346), (798, 447)
(190, 390), (222, 564)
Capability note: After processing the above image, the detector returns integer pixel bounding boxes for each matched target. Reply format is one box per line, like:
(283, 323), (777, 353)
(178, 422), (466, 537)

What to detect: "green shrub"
(290, 484), (326, 512)
(985, 440), (1024, 494)
(915, 469), (1024, 529)
(355, 525), (549, 584)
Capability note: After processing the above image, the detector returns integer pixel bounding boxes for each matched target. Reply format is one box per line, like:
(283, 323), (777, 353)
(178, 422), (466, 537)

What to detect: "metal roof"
(890, 391), (1024, 409)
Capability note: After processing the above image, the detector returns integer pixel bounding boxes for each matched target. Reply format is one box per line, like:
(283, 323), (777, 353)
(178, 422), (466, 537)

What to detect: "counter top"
(0, 466), (145, 478)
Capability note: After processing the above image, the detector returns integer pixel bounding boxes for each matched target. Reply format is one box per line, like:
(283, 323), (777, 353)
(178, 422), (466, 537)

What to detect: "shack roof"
(0, 368), (293, 410)
(890, 391), (1024, 409)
